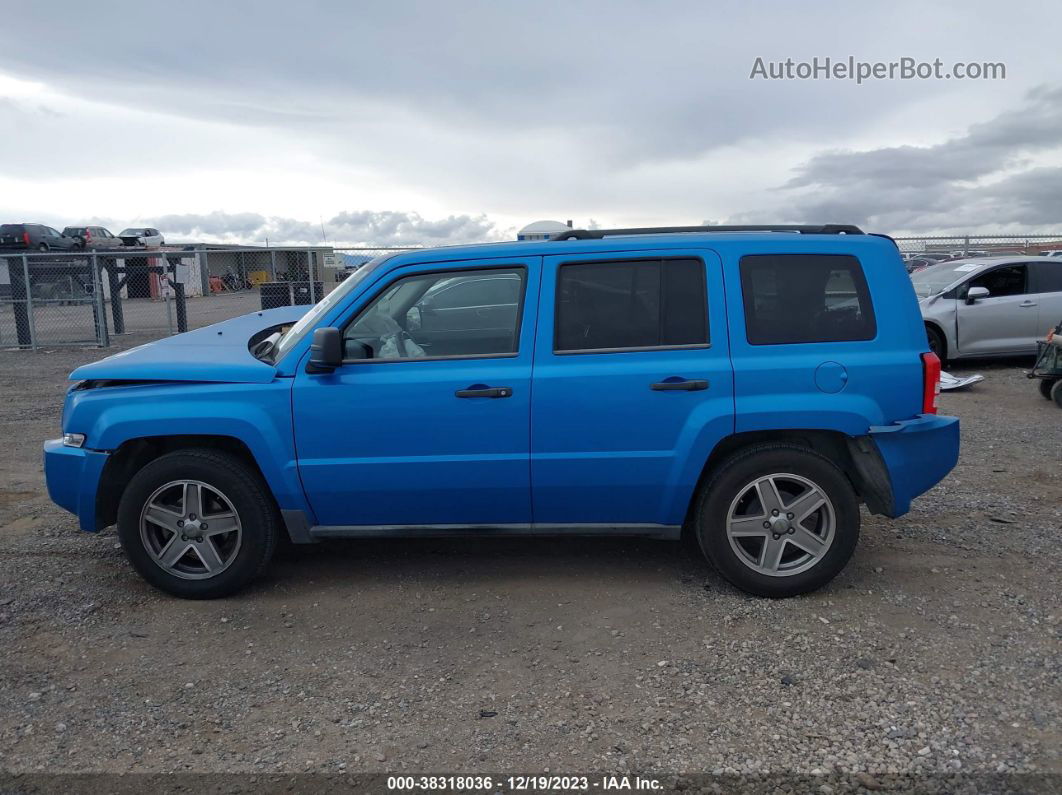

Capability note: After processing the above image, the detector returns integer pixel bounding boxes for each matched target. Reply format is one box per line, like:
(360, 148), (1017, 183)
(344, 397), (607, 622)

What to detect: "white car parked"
(913, 257), (1062, 362)
(118, 227), (165, 247)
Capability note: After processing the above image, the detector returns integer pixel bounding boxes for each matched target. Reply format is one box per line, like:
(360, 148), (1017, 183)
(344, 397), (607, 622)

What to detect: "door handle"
(650, 378), (709, 391)
(1019, 300), (1037, 308)
(455, 385), (512, 398)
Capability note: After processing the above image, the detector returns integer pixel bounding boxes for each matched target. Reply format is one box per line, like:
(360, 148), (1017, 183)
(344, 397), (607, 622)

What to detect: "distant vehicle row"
(903, 248), (1062, 273)
(0, 223), (164, 252)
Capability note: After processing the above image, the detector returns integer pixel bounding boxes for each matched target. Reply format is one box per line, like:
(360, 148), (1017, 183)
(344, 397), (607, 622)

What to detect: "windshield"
(119, 228), (145, 235)
(910, 261), (984, 298)
(271, 255), (393, 362)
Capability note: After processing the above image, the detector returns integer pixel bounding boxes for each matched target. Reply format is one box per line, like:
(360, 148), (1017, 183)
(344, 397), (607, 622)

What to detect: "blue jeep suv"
(44, 225), (959, 599)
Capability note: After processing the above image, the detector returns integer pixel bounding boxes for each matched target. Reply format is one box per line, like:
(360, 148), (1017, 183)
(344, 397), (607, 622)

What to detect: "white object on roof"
(518, 220), (571, 241)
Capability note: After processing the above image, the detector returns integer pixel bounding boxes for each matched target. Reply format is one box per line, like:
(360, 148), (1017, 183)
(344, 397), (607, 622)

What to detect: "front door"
(956, 263), (1039, 355)
(292, 257), (540, 528)
(530, 250), (734, 530)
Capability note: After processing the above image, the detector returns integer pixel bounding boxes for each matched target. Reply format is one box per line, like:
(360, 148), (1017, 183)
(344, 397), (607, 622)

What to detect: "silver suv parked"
(914, 257), (1062, 361)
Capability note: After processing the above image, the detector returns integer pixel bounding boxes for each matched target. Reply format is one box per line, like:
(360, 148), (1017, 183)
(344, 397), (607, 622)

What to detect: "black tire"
(926, 324), (946, 364)
(116, 449), (280, 599)
(1039, 378), (1058, 400)
(695, 444), (860, 598)
(1052, 379), (1062, 409)
(37, 242), (48, 252)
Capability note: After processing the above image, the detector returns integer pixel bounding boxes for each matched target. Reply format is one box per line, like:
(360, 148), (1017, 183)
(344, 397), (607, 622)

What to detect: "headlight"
(63, 433), (86, 448)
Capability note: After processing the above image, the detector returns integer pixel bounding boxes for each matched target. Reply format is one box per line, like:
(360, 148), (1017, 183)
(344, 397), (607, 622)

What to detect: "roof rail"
(550, 224), (865, 241)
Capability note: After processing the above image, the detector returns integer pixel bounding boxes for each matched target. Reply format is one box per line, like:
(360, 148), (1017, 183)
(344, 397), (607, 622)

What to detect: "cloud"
(731, 85), (1062, 234)
(145, 210), (498, 246)
(1, 2), (1061, 236)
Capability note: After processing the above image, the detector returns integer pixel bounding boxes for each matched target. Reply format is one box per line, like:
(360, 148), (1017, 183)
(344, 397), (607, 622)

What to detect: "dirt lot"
(0, 337), (1058, 788)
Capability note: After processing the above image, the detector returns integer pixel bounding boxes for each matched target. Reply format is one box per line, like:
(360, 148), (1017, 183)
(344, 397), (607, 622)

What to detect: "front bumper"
(43, 439), (110, 532)
(868, 413), (960, 517)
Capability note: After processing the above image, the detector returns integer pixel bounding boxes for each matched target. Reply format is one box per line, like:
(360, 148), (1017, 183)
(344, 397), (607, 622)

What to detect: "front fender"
(68, 381), (311, 519)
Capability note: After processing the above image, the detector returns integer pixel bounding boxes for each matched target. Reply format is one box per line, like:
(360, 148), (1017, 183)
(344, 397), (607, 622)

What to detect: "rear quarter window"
(739, 254), (876, 345)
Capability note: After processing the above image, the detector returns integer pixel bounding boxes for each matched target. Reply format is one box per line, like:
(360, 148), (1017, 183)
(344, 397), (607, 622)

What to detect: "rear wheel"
(117, 449), (279, 598)
(1052, 380), (1062, 409)
(695, 444), (860, 598)
(1039, 378), (1058, 400)
(926, 325), (946, 364)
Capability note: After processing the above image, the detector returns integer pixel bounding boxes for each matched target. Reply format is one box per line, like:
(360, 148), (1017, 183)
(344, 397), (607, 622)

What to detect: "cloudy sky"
(1, 0), (1060, 246)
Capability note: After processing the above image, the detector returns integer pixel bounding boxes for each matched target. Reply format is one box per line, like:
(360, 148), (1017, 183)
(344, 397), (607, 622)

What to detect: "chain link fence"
(0, 246), (416, 350)
(894, 234), (1062, 256)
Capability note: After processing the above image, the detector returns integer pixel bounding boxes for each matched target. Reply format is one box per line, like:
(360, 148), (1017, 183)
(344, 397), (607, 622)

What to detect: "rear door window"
(739, 254), (876, 344)
(1030, 260), (1062, 293)
(553, 258), (708, 352)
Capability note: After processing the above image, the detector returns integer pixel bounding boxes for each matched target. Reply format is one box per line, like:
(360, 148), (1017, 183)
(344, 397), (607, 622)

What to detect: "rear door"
(956, 263), (1038, 355)
(530, 249), (733, 530)
(1029, 259), (1062, 335)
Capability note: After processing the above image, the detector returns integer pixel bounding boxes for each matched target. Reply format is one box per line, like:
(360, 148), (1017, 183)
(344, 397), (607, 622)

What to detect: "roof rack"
(550, 224), (865, 241)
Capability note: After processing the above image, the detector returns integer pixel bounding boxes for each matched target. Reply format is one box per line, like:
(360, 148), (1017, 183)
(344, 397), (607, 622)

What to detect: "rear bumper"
(867, 413), (960, 517)
(43, 439), (110, 532)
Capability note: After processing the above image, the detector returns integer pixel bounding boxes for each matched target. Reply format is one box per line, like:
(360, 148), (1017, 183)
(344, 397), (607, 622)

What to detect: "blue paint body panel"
(869, 413), (961, 515)
(43, 439), (110, 531)
(70, 305), (309, 384)
(44, 232), (960, 536)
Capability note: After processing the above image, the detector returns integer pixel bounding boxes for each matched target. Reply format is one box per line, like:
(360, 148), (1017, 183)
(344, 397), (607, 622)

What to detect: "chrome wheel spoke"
(193, 539), (225, 573)
(760, 537), (786, 572)
(728, 515), (770, 537)
(786, 487), (826, 524)
(789, 526), (827, 556)
(203, 512), (238, 536)
(144, 504), (182, 533)
(183, 482), (203, 519)
(158, 535), (191, 568)
(754, 477), (785, 515)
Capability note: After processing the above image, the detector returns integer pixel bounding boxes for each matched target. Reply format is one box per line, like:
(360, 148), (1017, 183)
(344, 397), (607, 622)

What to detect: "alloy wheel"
(725, 473), (836, 577)
(139, 480), (243, 580)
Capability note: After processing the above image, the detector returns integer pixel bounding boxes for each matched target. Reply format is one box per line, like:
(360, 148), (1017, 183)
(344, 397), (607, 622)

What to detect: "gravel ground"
(0, 339), (1058, 789)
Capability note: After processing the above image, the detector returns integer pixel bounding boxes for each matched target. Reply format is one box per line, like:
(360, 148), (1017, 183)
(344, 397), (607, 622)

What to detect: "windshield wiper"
(252, 332), (282, 362)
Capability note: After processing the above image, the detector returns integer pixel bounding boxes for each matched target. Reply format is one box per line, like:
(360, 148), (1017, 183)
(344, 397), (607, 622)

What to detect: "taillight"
(22, 231), (29, 246)
(85, 230), (92, 240)
(921, 352), (941, 414)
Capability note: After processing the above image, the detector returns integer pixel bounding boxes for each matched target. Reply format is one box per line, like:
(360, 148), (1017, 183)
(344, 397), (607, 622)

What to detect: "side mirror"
(966, 286), (990, 304)
(306, 327), (342, 373)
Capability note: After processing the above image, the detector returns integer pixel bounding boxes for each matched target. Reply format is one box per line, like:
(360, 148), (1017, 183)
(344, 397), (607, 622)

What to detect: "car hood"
(69, 305), (311, 384)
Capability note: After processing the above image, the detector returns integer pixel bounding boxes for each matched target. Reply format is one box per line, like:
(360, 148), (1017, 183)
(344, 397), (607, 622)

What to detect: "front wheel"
(926, 325), (946, 364)
(695, 444), (860, 598)
(117, 449), (280, 598)
(1039, 378), (1058, 400)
